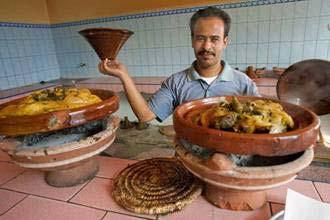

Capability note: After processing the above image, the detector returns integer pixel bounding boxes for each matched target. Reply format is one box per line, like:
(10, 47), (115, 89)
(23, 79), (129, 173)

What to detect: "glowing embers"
(112, 158), (202, 215)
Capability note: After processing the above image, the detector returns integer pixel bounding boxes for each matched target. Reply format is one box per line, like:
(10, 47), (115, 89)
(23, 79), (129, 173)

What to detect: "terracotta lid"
(173, 96), (320, 156)
(79, 27), (134, 60)
(277, 59), (330, 115)
(0, 89), (119, 136)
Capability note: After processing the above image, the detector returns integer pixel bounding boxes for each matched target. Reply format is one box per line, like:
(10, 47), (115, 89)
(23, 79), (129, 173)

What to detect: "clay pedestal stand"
(175, 139), (313, 210)
(173, 96), (320, 211)
(0, 116), (120, 187)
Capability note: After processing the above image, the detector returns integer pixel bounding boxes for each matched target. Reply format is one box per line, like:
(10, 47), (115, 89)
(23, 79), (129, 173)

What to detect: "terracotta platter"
(0, 89), (119, 136)
(173, 96), (320, 156)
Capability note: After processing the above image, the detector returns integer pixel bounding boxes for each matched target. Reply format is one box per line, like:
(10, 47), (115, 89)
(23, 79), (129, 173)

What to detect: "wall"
(53, 0), (330, 79)
(0, 0), (60, 90)
(0, 0), (50, 24)
(0, 0), (330, 90)
(46, 0), (239, 24)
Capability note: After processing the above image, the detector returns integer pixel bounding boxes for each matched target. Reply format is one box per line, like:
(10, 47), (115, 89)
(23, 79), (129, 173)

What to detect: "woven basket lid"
(112, 157), (202, 215)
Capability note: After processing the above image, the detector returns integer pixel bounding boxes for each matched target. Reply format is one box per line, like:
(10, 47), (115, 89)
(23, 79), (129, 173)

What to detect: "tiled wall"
(0, 0), (329, 90)
(0, 25), (60, 90)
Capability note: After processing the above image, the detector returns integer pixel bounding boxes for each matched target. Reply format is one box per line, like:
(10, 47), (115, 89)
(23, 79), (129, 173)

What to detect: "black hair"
(189, 6), (231, 38)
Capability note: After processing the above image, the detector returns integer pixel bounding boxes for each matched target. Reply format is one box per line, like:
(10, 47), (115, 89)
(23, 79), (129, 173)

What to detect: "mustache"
(198, 50), (215, 56)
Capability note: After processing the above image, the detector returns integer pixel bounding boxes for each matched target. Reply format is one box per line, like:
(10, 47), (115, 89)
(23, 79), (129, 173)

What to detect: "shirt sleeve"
(249, 81), (260, 97)
(148, 78), (176, 122)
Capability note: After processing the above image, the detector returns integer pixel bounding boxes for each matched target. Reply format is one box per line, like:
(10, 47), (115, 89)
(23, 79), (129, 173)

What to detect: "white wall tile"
(236, 23), (247, 43)
(247, 7), (258, 22)
(237, 44), (247, 64)
(257, 43), (268, 64)
(290, 41), (304, 63)
(307, 0), (322, 17)
(318, 16), (330, 40)
(281, 2), (295, 19)
(268, 42), (280, 64)
(279, 42), (291, 63)
(236, 8), (248, 23)
(246, 44), (257, 64)
(294, 1), (308, 18)
(303, 40), (316, 59)
(315, 40), (329, 59)
(320, 0), (330, 16)
(258, 21), (269, 43)
(280, 19), (293, 41)
(270, 4), (283, 21)
(305, 18), (319, 41)
(258, 5), (271, 21)
(292, 18), (306, 41)
(269, 20), (281, 42)
(247, 22), (258, 43)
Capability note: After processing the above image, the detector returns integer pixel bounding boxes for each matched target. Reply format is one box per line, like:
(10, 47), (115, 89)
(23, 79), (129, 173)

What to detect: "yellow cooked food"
(191, 97), (294, 134)
(0, 87), (102, 117)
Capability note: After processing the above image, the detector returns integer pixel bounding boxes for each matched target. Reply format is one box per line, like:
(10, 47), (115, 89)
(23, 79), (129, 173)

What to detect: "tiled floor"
(1, 150), (330, 220)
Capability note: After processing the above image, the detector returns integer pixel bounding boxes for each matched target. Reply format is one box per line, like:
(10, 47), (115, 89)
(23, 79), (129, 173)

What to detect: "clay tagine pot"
(0, 89), (119, 137)
(173, 96), (320, 156)
(79, 27), (134, 60)
(0, 116), (120, 187)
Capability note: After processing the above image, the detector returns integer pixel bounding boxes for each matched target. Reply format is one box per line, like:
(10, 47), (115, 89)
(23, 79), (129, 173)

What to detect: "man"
(99, 6), (259, 123)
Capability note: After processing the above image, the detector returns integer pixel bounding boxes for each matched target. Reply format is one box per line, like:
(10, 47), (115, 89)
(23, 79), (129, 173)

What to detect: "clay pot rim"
(79, 27), (134, 36)
(175, 138), (314, 179)
(3, 116), (120, 156)
(174, 95), (320, 138)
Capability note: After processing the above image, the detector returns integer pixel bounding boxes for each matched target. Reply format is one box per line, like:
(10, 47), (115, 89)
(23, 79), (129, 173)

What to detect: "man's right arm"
(99, 59), (156, 122)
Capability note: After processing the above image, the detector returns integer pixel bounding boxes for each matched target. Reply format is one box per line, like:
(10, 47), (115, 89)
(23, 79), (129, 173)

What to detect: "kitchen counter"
(0, 150), (330, 220)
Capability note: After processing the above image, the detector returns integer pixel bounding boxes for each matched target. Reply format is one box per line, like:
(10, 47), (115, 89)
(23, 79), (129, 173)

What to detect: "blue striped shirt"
(148, 60), (259, 122)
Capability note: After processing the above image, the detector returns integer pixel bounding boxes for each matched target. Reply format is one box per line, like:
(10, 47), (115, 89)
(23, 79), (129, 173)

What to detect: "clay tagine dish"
(174, 96), (320, 156)
(79, 27), (134, 60)
(173, 96), (319, 211)
(0, 89), (119, 137)
(0, 88), (120, 187)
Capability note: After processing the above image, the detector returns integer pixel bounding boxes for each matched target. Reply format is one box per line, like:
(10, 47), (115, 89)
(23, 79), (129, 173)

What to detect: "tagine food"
(0, 87), (102, 117)
(190, 97), (294, 134)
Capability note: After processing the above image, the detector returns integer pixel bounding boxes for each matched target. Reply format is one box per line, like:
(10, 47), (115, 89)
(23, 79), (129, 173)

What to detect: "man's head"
(190, 7), (231, 70)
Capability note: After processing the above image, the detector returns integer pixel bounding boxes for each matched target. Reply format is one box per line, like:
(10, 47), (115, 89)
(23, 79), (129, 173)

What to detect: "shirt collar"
(187, 60), (234, 82)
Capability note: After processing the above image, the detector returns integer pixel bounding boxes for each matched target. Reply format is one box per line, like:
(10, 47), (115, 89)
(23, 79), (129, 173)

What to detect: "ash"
(18, 118), (108, 148)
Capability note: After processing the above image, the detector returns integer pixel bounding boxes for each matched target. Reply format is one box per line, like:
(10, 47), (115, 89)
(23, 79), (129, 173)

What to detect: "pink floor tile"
(0, 162), (25, 185)
(266, 179), (321, 204)
(103, 212), (143, 220)
(2, 170), (87, 201)
(96, 156), (136, 179)
(159, 196), (213, 220)
(70, 177), (156, 219)
(270, 203), (285, 216)
(1, 195), (106, 220)
(0, 150), (11, 162)
(314, 182), (330, 202)
(212, 202), (271, 220)
(0, 189), (27, 215)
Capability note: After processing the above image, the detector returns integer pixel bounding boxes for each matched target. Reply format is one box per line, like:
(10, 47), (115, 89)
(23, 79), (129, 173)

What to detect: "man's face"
(192, 17), (228, 69)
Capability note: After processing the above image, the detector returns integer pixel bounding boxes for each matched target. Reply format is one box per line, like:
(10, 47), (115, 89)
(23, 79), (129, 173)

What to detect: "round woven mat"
(112, 157), (203, 215)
